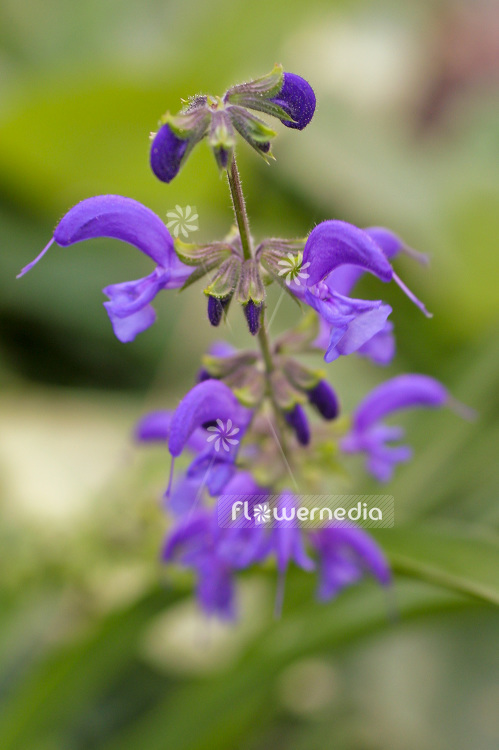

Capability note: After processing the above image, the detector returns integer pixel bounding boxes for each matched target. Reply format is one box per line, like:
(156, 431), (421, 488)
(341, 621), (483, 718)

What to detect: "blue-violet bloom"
(341, 374), (449, 481)
(17, 195), (191, 343)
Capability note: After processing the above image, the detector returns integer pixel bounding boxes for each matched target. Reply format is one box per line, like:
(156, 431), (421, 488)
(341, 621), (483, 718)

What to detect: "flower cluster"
(18, 66), (466, 619)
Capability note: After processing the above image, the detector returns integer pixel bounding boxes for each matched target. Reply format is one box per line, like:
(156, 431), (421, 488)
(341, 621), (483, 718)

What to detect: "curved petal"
(270, 72), (316, 130)
(306, 290), (392, 363)
(103, 270), (163, 318)
(54, 195), (174, 268)
(303, 221), (393, 287)
(328, 526), (391, 586)
(353, 375), (448, 432)
(366, 226), (429, 265)
(104, 303), (156, 343)
(355, 321), (395, 366)
(134, 410), (172, 442)
(168, 380), (248, 457)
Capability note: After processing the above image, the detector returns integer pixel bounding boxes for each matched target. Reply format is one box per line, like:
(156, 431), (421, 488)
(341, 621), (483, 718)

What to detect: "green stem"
(226, 156), (293, 469)
(227, 157), (252, 261)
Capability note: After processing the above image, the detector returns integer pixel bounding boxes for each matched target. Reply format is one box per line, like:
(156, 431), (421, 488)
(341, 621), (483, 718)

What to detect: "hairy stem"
(227, 157), (252, 261)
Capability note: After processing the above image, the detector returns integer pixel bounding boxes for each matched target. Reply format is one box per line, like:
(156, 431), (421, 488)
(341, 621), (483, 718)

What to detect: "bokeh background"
(1, 0), (498, 748)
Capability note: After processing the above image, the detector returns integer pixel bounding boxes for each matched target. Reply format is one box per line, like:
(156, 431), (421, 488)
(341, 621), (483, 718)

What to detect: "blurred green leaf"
(374, 526), (499, 605)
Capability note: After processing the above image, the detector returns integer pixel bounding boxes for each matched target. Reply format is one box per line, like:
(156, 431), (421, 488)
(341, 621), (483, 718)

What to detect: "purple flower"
(310, 525), (391, 600)
(303, 220), (431, 317)
(268, 72), (316, 130)
(17, 195), (191, 342)
(225, 67), (316, 131)
(168, 380), (253, 496)
(341, 374), (448, 481)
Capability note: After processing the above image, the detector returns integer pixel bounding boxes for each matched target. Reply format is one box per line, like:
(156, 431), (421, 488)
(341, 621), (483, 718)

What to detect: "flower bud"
(307, 380), (339, 420)
(284, 403), (311, 445)
(207, 295), (231, 327)
(150, 110), (210, 183)
(243, 300), (262, 335)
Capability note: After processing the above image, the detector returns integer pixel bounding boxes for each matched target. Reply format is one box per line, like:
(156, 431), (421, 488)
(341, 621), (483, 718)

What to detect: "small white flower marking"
(166, 205), (199, 238)
(253, 503), (271, 524)
(206, 419), (240, 453)
(277, 251), (310, 286)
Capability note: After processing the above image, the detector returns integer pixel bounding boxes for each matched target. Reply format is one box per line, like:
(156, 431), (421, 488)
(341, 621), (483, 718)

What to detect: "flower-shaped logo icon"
(166, 205), (199, 238)
(253, 503), (271, 524)
(206, 419), (240, 452)
(277, 251), (310, 286)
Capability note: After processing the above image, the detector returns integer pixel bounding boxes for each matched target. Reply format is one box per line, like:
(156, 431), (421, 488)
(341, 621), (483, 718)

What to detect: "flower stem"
(227, 157), (252, 261)
(226, 156), (292, 469)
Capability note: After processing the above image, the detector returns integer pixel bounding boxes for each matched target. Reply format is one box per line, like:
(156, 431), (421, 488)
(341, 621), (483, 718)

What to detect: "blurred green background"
(1, 0), (498, 748)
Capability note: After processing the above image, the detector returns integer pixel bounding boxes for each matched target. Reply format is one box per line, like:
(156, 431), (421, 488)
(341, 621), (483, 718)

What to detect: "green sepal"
(174, 238), (232, 267)
(270, 370), (305, 410)
(227, 106), (277, 163)
(201, 351), (257, 379)
(208, 111), (236, 172)
(237, 259), (265, 304)
(224, 63), (284, 101)
(275, 311), (320, 354)
(160, 109), (210, 137)
(281, 357), (322, 391)
(203, 256), (241, 298)
(180, 263), (221, 291)
(258, 254), (302, 307)
(224, 366), (265, 408)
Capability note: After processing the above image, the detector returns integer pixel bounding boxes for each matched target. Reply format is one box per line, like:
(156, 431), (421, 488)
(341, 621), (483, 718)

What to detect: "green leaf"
(373, 525), (499, 605)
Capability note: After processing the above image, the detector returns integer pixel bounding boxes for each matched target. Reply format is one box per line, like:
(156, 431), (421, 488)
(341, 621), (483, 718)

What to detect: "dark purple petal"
(270, 72), (316, 130)
(54, 195), (175, 267)
(243, 301), (262, 335)
(352, 375), (448, 432)
(207, 295), (230, 327)
(150, 124), (190, 183)
(284, 404), (310, 446)
(303, 221), (393, 287)
(307, 380), (339, 420)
